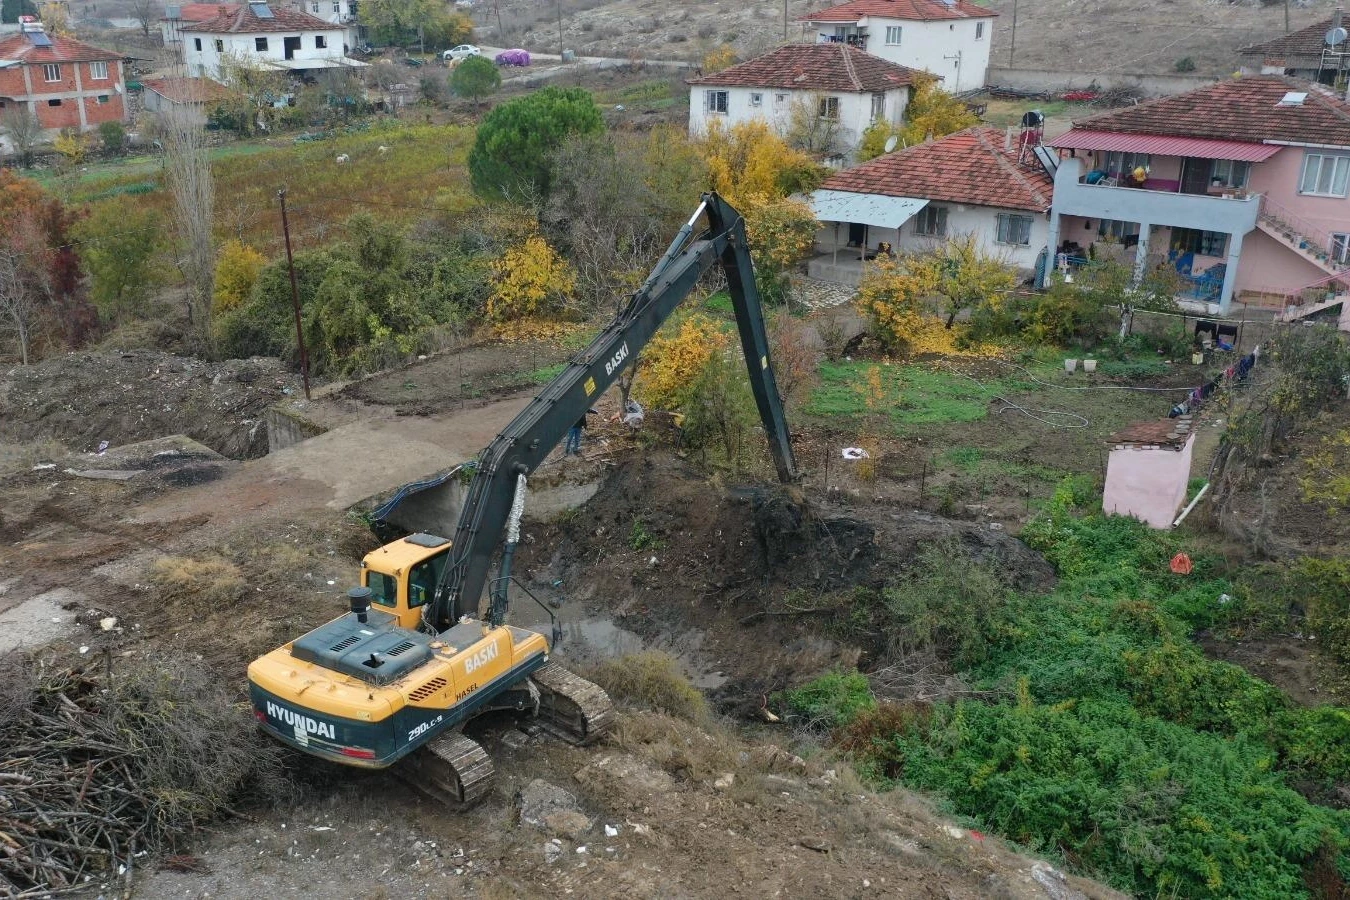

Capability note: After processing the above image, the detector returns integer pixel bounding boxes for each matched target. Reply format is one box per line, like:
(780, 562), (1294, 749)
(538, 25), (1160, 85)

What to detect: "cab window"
(366, 572), (399, 608)
(408, 551), (448, 609)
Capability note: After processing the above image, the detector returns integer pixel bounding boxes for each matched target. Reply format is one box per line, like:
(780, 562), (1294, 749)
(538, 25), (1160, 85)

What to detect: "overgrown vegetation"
(584, 652), (709, 723)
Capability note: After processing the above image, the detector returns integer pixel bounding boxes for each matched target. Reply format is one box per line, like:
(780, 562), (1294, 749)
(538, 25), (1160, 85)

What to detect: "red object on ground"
(1170, 553), (1193, 575)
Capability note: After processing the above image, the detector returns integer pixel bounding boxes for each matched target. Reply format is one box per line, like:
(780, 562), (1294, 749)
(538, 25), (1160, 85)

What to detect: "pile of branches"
(0, 652), (292, 897)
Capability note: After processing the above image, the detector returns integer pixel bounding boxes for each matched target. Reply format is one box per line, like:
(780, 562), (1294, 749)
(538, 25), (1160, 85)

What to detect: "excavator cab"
(359, 532), (453, 631)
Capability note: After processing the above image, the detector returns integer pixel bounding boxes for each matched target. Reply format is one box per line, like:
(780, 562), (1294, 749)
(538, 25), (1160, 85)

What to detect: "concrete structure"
(805, 124), (1053, 283)
(1238, 14), (1348, 84)
(1047, 76), (1350, 322)
(284, 0), (357, 47)
(140, 75), (234, 124)
(985, 67), (1217, 100)
(797, 0), (996, 93)
(1103, 418), (1196, 530)
(180, 1), (361, 81)
(161, 3), (240, 46)
(0, 18), (126, 134)
(687, 43), (920, 165)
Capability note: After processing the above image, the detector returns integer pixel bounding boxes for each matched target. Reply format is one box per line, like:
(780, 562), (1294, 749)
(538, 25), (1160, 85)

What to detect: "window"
(1104, 150), (1150, 175)
(870, 92), (885, 121)
(316, 35), (327, 48)
(1098, 219), (1140, 241)
(42, 63), (61, 82)
(1171, 227), (1228, 257)
(774, 92), (787, 104)
(996, 213), (1033, 245)
(96, 94), (109, 104)
(1333, 233), (1350, 265)
(215, 38), (224, 51)
(255, 36), (269, 51)
(89, 60), (108, 80)
(333, 0), (340, 10)
(914, 205), (948, 237)
(975, 21), (985, 40)
(885, 25), (902, 45)
(193, 37), (202, 51)
(705, 90), (728, 114)
(407, 552), (448, 609)
(1209, 159), (1249, 189)
(366, 572), (398, 608)
(817, 95), (840, 120)
(47, 98), (62, 106)
(749, 92), (762, 107)
(311, 1), (319, 10)
(1300, 153), (1350, 197)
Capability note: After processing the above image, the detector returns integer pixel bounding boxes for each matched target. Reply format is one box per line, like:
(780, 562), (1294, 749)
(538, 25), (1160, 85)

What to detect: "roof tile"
(1239, 17), (1337, 60)
(688, 43), (923, 92)
(1108, 417), (1193, 448)
(799, 0), (996, 23)
(0, 31), (122, 64)
(1070, 75), (1350, 147)
(821, 125), (1053, 212)
(181, 3), (336, 33)
(142, 76), (234, 103)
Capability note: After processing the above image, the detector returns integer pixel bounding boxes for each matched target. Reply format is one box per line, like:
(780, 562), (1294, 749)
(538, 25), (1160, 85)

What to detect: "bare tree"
(0, 224), (54, 366)
(130, 0), (158, 38)
(784, 92), (843, 158)
(1, 105), (43, 167)
(158, 85), (216, 345)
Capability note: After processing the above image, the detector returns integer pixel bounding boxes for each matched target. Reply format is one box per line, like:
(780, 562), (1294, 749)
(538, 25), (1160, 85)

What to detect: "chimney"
(1335, 7), (1344, 33)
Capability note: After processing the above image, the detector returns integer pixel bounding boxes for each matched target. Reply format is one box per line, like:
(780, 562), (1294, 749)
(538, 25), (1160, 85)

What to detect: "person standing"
(565, 409), (597, 456)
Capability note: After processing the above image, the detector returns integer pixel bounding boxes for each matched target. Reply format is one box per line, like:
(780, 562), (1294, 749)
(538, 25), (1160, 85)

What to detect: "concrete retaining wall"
(265, 406), (329, 453)
(986, 67), (1217, 98)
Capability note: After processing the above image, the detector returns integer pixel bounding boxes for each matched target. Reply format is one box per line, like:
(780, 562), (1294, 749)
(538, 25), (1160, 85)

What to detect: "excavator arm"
(428, 192), (797, 631)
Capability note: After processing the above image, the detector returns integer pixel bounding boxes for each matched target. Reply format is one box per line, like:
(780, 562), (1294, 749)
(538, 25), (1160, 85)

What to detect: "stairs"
(1256, 203), (1347, 277)
(1277, 292), (1349, 324)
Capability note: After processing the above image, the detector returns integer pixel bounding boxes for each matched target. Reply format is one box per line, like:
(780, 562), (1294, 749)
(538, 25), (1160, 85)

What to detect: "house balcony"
(1052, 157), (1261, 236)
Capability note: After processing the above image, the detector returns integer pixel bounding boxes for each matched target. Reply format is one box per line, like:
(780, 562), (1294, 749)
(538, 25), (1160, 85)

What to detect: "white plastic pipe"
(1172, 482), (1209, 529)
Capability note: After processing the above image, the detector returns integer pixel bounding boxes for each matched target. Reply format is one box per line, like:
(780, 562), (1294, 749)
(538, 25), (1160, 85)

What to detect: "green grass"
(806, 361), (1034, 428)
(703, 291), (733, 317)
(528, 362), (568, 384)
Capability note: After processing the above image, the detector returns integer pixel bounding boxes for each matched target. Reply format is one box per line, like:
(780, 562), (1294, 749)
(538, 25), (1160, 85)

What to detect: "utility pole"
(1009, 0), (1017, 66)
(277, 189), (311, 401)
(1285, 0), (1290, 34)
(557, 0), (564, 55)
(494, 0), (503, 43)
(783, 0), (788, 40)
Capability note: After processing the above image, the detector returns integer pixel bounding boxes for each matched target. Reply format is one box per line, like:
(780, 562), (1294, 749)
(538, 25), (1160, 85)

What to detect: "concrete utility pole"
(783, 0), (788, 40)
(557, 0), (564, 54)
(1009, 0), (1017, 66)
(1285, 0), (1291, 34)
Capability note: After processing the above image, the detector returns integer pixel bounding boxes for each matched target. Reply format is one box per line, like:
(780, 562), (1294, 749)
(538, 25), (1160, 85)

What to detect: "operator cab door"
(362, 548), (450, 630)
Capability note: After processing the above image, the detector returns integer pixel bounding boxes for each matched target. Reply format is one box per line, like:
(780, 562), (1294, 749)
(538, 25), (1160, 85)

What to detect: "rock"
(543, 810), (592, 840)
(99, 616), (118, 631)
(604, 825), (619, 838)
(749, 746), (806, 773)
(1031, 862), (1089, 900)
(713, 773), (735, 791)
(517, 779), (580, 831)
(542, 842), (563, 865)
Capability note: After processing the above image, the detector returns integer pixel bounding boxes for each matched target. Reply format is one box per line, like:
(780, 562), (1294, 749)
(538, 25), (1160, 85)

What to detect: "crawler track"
(530, 663), (614, 745)
(399, 731), (495, 809)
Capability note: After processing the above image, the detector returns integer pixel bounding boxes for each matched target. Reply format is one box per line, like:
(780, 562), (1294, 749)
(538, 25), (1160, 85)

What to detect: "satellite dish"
(1328, 26), (1348, 46)
(883, 135), (899, 153)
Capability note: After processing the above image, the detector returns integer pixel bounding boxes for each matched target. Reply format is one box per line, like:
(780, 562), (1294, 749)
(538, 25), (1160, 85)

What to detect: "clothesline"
(1168, 345), (1260, 418)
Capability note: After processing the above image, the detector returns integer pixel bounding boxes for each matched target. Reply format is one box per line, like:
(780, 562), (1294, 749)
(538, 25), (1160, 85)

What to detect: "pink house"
(1103, 418), (1196, 530)
(1045, 76), (1350, 326)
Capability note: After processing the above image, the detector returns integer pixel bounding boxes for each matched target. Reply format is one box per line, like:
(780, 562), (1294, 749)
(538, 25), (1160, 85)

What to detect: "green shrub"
(881, 542), (1010, 668)
(777, 670), (875, 729)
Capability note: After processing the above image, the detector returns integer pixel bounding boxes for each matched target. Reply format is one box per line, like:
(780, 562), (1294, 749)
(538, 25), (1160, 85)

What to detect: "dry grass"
(583, 651), (709, 723)
(149, 554), (248, 611)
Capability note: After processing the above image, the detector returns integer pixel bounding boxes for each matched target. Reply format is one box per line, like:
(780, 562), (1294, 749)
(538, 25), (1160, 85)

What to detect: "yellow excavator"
(247, 193), (798, 808)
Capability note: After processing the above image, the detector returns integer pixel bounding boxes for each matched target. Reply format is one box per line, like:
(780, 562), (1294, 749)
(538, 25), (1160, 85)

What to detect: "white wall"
(807, 15), (992, 92)
(183, 26), (347, 80)
(688, 84), (908, 164)
(291, 0), (357, 46)
(813, 201), (1048, 271)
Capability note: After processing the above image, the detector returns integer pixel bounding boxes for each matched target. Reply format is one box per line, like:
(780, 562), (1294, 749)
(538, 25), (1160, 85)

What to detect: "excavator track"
(399, 731), (495, 810)
(530, 662), (614, 745)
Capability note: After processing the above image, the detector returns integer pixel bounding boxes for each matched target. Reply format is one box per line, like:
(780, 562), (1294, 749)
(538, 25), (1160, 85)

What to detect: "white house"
(687, 43), (921, 165)
(284, 0), (357, 49)
(806, 124), (1055, 283)
(181, 1), (362, 81)
(161, 3), (239, 47)
(798, 0), (996, 94)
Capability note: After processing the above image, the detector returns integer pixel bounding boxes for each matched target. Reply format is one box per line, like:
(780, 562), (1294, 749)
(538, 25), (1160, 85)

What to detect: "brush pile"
(0, 652), (291, 897)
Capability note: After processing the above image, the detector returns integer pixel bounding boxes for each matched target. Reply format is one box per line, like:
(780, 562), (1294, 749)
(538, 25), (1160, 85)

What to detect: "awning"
(267, 57), (368, 70)
(808, 189), (928, 229)
(1050, 129), (1283, 162)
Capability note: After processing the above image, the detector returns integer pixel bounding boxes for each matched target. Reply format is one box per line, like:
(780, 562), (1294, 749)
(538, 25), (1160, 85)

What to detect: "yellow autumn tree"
(488, 234), (577, 322)
(213, 240), (266, 314)
(857, 119), (903, 162)
(702, 45), (737, 74)
(900, 80), (978, 147)
(636, 312), (730, 410)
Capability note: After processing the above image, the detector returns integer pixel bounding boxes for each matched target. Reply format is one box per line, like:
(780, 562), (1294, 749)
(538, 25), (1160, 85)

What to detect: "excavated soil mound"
(0, 351), (301, 459)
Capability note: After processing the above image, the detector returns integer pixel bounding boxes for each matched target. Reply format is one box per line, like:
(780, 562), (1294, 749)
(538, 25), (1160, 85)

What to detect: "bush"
(635, 312), (729, 410)
(213, 240), (266, 314)
(1175, 56), (1196, 72)
(777, 670), (876, 729)
(880, 543), (1010, 668)
(97, 120), (126, 154)
(585, 652), (708, 722)
(487, 233), (576, 322)
(681, 350), (758, 467)
(74, 195), (161, 323)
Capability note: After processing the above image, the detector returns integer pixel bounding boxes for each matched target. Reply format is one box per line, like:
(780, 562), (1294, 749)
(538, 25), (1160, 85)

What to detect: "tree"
(213, 240), (266, 314)
(1, 105), (42, 167)
(53, 130), (88, 169)
(449, 55), (500, 107)
(75, 196), (161, 322)
(0, 224), (47, 365)
(98, 120), (126, 155)
(702, 45), (736, 73)
(695, 119), (824, 211)
(360, 0), (471, 48)
(488, 234), (576, 322)
(857, 119), (903, 162)
(784, 92), (843, 157)
(900, 79), (978, 146)
(129, 0), (157, 38)
(216, 54), (287, 134)
(742, 198), (818, 304)
(468, 87), (604, 201)
(635, 312), (729, 410)
(157, 99), (216, 344)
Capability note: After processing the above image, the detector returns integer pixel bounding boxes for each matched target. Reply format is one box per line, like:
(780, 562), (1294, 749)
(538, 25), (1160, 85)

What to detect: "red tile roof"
(163, 3), (242, 22)
(799, 0), (996, 23)
(180, 4), (335, 33)
(1239, 17), (1336, 60)
(0, 30), (122, 64)
(1108, 417), (1193, 448)
(687, 43), (923, 92)
(820, 125), (1053, 212)
(142, 76), (234, 103)
(1070, 75), (1350, 148)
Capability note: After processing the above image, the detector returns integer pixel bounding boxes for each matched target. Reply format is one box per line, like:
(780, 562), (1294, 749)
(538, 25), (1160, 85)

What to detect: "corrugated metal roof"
(1050, 129), (1283, 162)
(808, 189), (929, 228)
